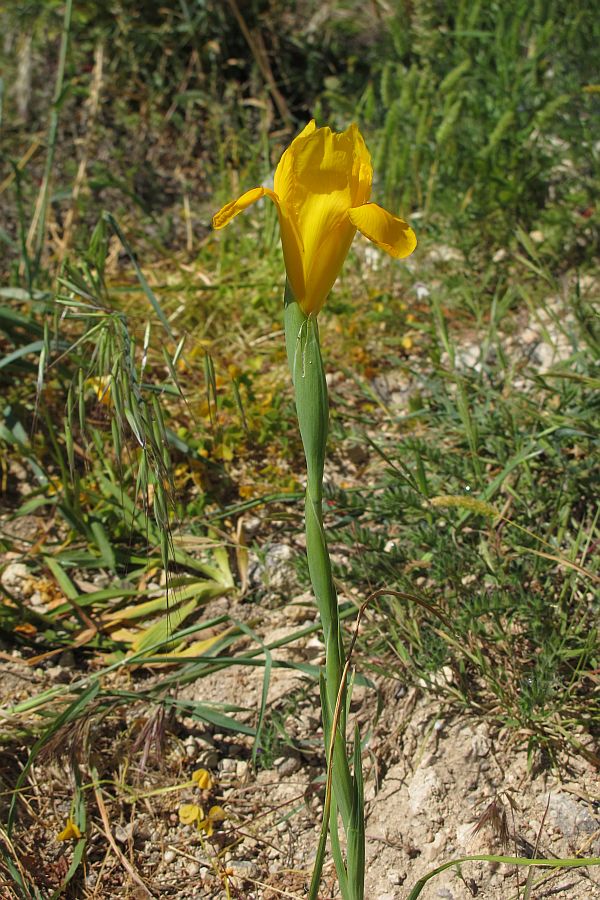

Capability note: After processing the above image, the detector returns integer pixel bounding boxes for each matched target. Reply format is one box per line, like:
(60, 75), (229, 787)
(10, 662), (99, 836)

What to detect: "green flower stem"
(284, 281), (360, 896)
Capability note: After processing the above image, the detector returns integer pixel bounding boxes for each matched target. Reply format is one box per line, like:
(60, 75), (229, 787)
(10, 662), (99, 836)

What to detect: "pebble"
(229, 860), (258, 881)
(248, 542), (297, 595)
(521, 327), (539, 345)
(197, 748), (219, 769)
(548, 791), (600, 837)
(187, 861), (200, 876)
(236, 759), (249, 779)
(275, 755), (301, 777)
(471, 733), (490, 757)
(0, 563), (33, 599)
(45, 665), (70, 683)
(114, 822), (134, 843)
(163, 849), (176, 864)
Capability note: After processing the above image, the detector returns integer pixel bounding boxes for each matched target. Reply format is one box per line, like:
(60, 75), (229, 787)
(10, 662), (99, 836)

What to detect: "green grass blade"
(103, 212), (174, 338)
(407, 854), (600, 900)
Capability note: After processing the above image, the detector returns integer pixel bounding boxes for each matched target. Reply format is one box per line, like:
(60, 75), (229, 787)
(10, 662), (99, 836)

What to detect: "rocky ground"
(1, 570), (599, 900)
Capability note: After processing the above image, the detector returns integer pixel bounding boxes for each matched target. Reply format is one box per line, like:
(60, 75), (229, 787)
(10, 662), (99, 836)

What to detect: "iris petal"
(348, 203), (417, 258)
(212, 186), (279, 230)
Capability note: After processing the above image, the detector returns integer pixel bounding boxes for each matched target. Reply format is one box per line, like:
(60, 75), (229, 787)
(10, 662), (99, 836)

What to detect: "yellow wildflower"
(191, 768), (214, 791)
(179, 803), (204, 826)
(199, 805), (226, 838)
(57, 818), (82, 841)
(86, 375), (112, 405)
(213, 121), (416, 315)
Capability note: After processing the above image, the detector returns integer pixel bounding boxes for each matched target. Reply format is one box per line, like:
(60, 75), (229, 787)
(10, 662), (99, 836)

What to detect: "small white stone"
(276, 755), (301, 777)
(229, 860), (258, 880)
(163, 849), (176, 864)
(197, 748), (219, 769)
(521, 327), (539, 345)
(428, 244), (464, 263)
(0, 563), (34, 599)
(236, 759), (249, 779)
(114, 822), (134, 843)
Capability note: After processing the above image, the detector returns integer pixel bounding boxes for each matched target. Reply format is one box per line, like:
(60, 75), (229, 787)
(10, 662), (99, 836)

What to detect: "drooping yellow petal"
(212, 184), (306, 304)
(212, 186), (279, 230)
(348, 203), (417, 258)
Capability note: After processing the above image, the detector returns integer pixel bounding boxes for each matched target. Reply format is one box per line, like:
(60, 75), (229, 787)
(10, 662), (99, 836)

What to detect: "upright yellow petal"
(348, 203), (417, 258)
(273, 119), (318, 204)
(273, 122), (375, 314)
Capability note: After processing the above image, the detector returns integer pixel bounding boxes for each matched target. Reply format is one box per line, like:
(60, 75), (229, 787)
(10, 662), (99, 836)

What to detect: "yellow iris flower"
(212, 120), (417, 315)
